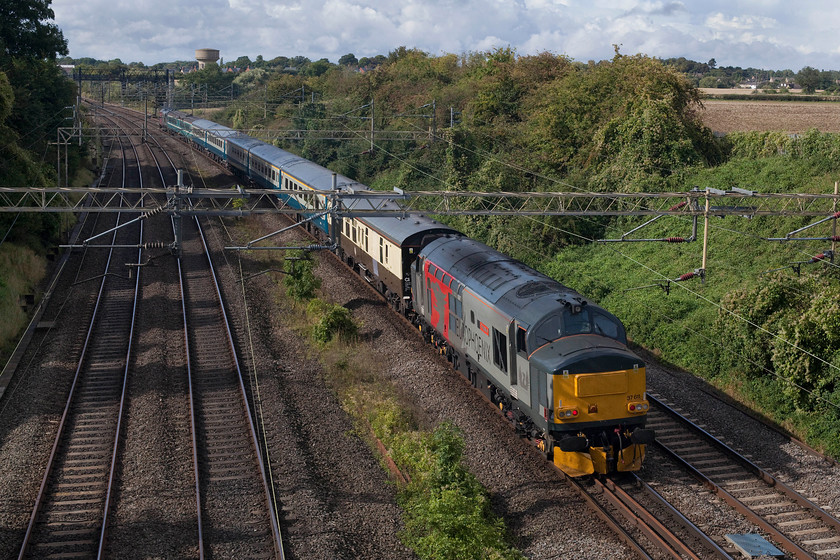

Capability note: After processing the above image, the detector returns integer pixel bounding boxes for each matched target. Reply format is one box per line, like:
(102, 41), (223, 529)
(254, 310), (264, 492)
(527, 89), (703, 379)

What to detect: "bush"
(389, 422), (523, 560)
(308, 300), (357, 343)
(283, 250), (320, 301)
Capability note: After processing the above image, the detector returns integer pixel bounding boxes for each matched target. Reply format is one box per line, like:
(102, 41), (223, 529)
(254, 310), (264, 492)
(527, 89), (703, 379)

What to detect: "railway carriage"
(336, 196), (457, 311)
(188, 118), (236, 161)
(411, 235), (653, 476)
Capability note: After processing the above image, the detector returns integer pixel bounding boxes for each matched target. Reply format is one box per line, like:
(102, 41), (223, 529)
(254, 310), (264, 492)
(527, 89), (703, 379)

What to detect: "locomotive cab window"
(532, 315), (562, 345)
(563, 308), (591, 336)
(593, 312), (626, 343)
(516, 327), (528, 355)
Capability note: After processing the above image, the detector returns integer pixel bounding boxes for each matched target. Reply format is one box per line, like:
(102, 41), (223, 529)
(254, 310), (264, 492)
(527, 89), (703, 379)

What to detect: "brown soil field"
(698, 98), (840, 134)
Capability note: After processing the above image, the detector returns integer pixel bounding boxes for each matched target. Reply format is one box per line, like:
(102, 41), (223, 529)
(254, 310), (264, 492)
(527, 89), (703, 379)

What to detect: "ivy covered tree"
(797, 66), (820, 93)
(0, 0), (72, 246)
(524, 49), (720, 189)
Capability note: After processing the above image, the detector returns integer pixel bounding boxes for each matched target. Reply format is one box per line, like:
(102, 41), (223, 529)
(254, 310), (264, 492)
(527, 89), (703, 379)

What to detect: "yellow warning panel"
(575, 371), (627, 397)
(554, 450), (595, 477)
(589, 447), (609, 474)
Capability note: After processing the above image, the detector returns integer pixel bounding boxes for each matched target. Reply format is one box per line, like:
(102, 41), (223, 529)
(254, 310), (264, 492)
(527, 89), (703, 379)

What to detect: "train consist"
(161, 109), (654, 476)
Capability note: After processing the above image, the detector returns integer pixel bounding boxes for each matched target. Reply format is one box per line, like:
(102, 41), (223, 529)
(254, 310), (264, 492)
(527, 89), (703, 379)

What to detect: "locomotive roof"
(420, 235), (602, 327)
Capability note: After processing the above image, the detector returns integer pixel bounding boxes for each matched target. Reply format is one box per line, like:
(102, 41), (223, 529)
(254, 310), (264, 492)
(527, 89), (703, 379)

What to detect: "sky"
(51, 0), (840, 71)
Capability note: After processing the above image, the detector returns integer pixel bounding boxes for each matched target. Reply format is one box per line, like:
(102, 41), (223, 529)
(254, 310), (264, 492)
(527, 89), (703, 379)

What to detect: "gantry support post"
(173, 169), (184, 258)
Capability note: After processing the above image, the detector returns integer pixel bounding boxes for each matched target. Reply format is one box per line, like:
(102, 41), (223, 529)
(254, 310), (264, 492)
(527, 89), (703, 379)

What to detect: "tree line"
(662, 56), (840, 93)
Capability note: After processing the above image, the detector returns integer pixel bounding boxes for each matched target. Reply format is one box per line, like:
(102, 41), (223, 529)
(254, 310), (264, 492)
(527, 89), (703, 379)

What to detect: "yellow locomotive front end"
(551, 363), (652, 476)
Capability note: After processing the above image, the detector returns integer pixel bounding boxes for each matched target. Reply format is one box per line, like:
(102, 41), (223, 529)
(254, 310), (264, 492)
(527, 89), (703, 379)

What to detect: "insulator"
(675, 272), (696, 281)
(664, 237), (686, 243)
(833, 211), (840, 219)
(142, 242), (167, 249)
(832, 236), (840, 242)
(669, 201), (687, 211)
(810, 253), (827, 263)
(142, 206), (165, 218)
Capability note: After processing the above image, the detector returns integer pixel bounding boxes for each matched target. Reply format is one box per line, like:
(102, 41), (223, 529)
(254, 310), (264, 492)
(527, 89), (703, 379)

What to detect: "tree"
(339, 53), (358, 66)
(303, 58), (332, 77)
(798, 66), (820, 93)
(233, 55), (252, 69)
(179, 64), (234, 89)
(0, 0), (67, 60)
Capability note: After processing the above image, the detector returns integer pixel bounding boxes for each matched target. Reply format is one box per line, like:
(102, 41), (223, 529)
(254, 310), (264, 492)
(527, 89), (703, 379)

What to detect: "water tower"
(195, 48), (220, 69)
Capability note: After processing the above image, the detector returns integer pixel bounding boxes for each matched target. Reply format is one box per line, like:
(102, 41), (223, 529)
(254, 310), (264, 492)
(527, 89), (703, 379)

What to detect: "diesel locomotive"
(161, 108), (654, 476)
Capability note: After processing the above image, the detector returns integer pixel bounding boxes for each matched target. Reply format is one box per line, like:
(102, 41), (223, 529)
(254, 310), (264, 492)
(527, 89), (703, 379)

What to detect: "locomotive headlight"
(556, 407), (579, 420)
(627, 401), (649, 414)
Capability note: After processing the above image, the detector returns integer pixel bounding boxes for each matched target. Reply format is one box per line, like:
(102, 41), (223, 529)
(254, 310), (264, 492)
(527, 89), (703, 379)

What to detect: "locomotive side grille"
(575, 371), (627, 397)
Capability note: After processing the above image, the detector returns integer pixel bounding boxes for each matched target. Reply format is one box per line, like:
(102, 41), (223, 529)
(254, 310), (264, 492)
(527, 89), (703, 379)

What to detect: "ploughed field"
(699, 97), (840, 134)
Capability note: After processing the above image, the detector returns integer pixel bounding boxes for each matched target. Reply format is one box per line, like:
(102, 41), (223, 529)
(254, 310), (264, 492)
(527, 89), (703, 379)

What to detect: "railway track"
(17, 133), (144, 558)
(109, 103), (285, 557)
(571, 391), (840, 559)
(646, 392), (840, 559)
(177, 211), (284, 558)
(13, 103), (284, 558)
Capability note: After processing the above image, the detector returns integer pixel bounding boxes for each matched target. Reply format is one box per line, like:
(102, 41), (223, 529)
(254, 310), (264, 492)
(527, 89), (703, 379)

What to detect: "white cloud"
(50, 0), (840, 70)
(705, 12), (777, 31)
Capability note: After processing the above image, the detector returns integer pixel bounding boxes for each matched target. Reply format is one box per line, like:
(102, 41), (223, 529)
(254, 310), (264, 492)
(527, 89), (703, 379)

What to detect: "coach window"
(364, 228), (369, 251)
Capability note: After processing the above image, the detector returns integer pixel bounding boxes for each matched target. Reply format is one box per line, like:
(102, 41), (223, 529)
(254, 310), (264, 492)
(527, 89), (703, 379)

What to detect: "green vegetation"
(307, 299), (357, 343)
(0, 244), (46, 358)
(663, 57), (840, 93)
(282, 250), (321, 301)
(196, 47), (840, 458)
(0, 0), (78, 360)
(389, 421), (523, 560)
(314, 336), (522, 559)
(272, 243), (520, 558)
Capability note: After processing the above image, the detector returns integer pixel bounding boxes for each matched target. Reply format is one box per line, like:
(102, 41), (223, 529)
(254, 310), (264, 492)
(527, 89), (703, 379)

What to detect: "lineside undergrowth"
(279, 250), (523, 560)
